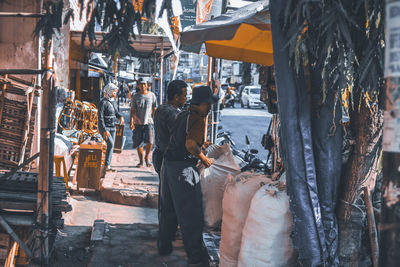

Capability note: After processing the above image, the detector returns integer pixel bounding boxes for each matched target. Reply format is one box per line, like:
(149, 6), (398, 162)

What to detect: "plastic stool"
(54, 155), (69, 188)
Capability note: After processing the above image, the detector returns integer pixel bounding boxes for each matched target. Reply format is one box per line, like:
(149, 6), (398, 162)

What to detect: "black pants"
(153, 148), (164, 176)
(153, 148), (163, 217)
(159, 159), (206, 264)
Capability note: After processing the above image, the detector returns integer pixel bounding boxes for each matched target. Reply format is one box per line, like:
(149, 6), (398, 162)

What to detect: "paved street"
(219, 103), (272, 162)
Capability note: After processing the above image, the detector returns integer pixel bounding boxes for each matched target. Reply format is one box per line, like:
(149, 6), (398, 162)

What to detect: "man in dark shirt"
(98, 83), (124, 171)
(153, 80), (188, 175)
(158, 86), (218, 267)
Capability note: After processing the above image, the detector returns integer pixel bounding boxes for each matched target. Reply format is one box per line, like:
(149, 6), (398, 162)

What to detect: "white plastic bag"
(219, 172), (272, 267)
(238, 184), (295, 267)
(201, 144), (241, 227)
(54, 133), (73, 177)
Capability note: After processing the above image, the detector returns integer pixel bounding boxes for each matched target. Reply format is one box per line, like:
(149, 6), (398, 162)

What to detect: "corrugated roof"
(70, 31), (173, 58)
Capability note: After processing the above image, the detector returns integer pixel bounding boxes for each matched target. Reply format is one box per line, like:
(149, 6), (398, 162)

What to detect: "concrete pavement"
(97, 106), (159, 208)
(100, 148), (159, 208)
(55, 195), (187, 267)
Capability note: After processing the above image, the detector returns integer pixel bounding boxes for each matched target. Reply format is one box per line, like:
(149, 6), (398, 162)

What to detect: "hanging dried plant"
(33, 0), (74, 50)
(283, 0), (385, 108)
(34, 0), (174, 58)
(80, 0), (169, 57)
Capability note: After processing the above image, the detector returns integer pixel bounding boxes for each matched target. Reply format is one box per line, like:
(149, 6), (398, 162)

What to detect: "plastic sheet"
(270, 1), (343, 265)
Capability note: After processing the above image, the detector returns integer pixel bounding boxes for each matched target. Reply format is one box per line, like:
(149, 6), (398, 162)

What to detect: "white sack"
(54, 134), (73, 177)
(219, 172), (272, 267)
(238, 184), (295, 267)
(201, 144), (241, 227)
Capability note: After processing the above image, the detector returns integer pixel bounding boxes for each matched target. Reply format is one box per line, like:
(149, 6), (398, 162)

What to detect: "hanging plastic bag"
(238, 184), (295, 267)
(219, 172), (272, 267)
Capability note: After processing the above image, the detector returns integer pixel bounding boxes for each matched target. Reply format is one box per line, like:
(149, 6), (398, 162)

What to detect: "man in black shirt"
(158, 86), (218, 267)
(98, 83), (124, 171)
(153, 80), (188, 175)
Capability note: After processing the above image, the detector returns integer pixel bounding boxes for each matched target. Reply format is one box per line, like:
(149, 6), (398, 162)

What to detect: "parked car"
(240, 85), (266, 109)
(237, 85), (246, 102)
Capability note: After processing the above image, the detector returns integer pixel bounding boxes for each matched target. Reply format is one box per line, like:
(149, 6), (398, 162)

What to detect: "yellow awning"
(180, 1), (273, 65)
(205, 23), (273, 66)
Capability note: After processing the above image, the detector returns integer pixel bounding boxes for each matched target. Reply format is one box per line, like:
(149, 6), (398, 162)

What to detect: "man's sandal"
(136, 162), (144, 168)
(145, 160), (152, 167)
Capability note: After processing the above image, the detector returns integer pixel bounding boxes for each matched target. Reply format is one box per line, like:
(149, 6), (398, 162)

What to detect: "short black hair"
(167, 80), (187, 101)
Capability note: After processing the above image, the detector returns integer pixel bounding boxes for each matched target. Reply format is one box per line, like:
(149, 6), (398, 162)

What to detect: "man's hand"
(130, 119), (135, 130)
(103, 131), (111, 141)
(119, 117), (125, 125)
(201, 155), (214, 168)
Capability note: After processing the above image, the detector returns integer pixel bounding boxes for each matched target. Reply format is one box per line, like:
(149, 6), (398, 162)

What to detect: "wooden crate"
(113, 124), (125, 153)
(0, 77), (37, 170)
(76, 143), (104, 190)
(0, 233), (10, 262)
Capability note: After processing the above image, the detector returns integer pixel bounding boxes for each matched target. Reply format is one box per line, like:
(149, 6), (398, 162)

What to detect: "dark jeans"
(100, 128), (116, 166)
(153, 148), (164, 217)
(159, 159), (206, 264)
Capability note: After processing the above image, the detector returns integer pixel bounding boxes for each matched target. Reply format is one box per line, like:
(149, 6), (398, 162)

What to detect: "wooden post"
(0, 74), (8, 126)
(76, 69), (81, 100)
(36, 39), (54, 266)
(364, 187), (379, 267)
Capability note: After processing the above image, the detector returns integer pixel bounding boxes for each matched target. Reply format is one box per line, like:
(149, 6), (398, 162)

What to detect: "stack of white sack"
(238, 183), (295, 267)
(219, 172), (272, 267)
(201, 144), (241, 228)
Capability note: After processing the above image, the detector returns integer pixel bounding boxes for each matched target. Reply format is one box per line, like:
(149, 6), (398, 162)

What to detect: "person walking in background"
(130, 77), (157, 168)
(119, 80), (128, 105)
(98, 83), (124, 171)
(158, 86), (218, 267)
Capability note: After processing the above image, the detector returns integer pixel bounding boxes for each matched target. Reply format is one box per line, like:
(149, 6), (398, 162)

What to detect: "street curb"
(99, 186), (158, 208)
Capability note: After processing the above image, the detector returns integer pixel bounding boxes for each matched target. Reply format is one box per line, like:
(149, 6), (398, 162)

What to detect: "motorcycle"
(240, 136), (267, 172)
(224, 92), (236, 108)
(215, 126), (266, 173)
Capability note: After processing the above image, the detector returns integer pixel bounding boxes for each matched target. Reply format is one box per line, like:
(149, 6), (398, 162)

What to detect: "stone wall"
(0, 0), (41, 81)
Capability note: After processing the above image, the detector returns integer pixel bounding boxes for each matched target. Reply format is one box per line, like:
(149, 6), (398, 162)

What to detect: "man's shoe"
(136, 162), (144, 168)
(145, 160), (153, 167)
(105, 166), (115, 172)
(157, 240), (173, 256)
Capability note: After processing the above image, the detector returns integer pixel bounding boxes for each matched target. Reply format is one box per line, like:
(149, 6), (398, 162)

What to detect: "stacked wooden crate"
(0, 233), (10, 263)
(0, 76), (38, 170)
(0, 172), (71, 226)
(0, 171), (71, 264)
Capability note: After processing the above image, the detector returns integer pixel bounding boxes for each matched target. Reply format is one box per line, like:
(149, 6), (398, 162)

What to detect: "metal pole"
(0, 12), (44, 18)
(0, 214), (33, 258)
(160, 40), (164, 104)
